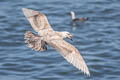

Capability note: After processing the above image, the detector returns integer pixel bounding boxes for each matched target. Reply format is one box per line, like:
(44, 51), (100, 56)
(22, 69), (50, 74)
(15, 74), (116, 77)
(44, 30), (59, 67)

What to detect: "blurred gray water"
(0, 0), (120, 80)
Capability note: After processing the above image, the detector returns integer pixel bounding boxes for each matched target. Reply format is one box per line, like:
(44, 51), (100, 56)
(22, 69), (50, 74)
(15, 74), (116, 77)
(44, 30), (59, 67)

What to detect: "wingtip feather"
(64, 51), (90, 76)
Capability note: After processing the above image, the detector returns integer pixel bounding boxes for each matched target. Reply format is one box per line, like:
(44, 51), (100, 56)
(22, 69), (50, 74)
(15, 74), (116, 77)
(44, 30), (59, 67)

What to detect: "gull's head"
(70, 11), (75, 20)
(61, 31), (72, 40)
(70, 11), (75, 16)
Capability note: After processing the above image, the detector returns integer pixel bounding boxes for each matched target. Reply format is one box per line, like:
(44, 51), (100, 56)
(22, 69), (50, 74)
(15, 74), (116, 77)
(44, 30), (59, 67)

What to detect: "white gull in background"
(70, 11), (88, 22)
(22, 8), (90, 76)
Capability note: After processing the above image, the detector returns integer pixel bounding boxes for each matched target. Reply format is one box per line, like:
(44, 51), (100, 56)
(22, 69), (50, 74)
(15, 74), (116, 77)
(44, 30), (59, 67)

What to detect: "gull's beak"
(22, 8), (39, 18)
(68, 35), (73, 41)
(68, 12), (71, 15)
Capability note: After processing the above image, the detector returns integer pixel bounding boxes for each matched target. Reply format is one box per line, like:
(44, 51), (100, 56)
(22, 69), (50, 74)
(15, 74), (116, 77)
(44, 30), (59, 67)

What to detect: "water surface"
(0, 0), (120, 80)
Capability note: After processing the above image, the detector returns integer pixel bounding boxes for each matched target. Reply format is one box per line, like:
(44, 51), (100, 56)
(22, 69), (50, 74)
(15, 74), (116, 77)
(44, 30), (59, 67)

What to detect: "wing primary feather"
(22, 8), (53, 32)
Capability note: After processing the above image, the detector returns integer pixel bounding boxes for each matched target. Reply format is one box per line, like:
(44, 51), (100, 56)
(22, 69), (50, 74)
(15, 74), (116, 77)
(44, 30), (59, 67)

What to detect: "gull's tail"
(24, 31), (47, 51)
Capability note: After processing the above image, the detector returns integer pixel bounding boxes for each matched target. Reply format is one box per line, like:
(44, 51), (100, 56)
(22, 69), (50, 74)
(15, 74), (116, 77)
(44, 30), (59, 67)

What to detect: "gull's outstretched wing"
(49, 39), (90, 76)
(22, 8), (53, 32)
(24, 31), (47, 51)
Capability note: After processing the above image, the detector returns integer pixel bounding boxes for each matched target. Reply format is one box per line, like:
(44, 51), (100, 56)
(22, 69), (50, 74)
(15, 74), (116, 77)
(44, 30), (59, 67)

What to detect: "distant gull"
(22, 8), (90, 76)
(70, 11), (88, 22)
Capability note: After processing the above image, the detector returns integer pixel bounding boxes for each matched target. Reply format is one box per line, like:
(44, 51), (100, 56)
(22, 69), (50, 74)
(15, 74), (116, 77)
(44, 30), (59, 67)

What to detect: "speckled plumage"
(22, 8), (90, 76)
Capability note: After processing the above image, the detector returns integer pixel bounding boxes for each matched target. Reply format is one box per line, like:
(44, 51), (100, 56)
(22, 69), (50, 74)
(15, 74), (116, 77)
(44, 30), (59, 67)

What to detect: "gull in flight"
(70, 11), (88, 22)
(22, 8), (90, 76)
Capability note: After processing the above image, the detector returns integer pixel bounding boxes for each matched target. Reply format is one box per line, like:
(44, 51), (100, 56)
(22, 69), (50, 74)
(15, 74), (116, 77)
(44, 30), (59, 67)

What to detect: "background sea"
(0, 0), (120, 80)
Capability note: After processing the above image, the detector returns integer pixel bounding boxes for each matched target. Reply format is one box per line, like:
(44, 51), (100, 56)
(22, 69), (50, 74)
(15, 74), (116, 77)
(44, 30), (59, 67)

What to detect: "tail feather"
(24, 31), (47, 51)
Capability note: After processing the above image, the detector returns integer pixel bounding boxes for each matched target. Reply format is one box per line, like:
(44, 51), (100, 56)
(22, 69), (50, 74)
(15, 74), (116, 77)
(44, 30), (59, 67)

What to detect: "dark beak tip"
(69, 36), (73, 41)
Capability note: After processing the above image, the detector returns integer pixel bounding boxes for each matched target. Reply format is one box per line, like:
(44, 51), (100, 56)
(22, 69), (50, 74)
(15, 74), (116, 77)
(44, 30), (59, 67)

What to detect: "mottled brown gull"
(22, 8), (90, 76)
